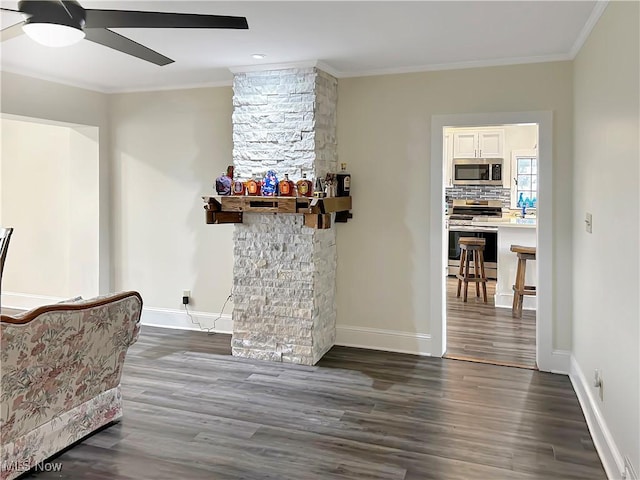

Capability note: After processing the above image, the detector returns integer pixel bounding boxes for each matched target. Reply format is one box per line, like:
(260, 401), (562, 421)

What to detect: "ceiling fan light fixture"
(22, 22), (85, 48)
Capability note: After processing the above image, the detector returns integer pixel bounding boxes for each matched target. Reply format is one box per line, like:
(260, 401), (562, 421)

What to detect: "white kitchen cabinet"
(453, 129), (504, 158)
(452, 132), (477, 158)
(478, 130), (503, 157)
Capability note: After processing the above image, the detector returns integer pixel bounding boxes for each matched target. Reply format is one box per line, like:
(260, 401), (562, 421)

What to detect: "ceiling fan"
(0, 0), (248, 65)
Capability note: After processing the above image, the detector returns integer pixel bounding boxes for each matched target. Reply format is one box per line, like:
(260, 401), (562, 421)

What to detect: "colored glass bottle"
(232, 179), (246, 196)
(279, 174), (294, 197)
(215, 171), (232, 195)
(262, 170), (279, 196)
(296, 173), (313, 197)
(246, 173), (262, 196)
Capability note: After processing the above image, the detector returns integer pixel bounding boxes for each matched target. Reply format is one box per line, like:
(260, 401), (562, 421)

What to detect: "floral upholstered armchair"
(0, 291), (142, 480)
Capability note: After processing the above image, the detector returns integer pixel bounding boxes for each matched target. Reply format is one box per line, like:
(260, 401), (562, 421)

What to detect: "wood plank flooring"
(445, 277), (537, 369)
(20, 326), (605, 480)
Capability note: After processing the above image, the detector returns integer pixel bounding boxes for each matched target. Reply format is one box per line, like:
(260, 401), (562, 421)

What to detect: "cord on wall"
(183, 292), (232, 335)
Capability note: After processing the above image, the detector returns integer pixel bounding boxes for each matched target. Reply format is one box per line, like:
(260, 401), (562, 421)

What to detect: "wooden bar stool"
(456, 237), (488, 303)
(510, 245), (537, 318)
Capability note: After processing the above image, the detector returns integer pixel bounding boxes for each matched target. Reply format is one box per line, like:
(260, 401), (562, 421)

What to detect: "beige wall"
(2, 63), (573, 352)
(1, 119), (70, 297)
(573, 0), (639, 475)
(1, 119), (99, 300)
(336, 61), (574, 350)
(0, 72), (111, 292)
(109, 88), (234, 314)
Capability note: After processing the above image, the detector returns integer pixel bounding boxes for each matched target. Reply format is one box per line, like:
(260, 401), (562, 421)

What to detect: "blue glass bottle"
(262, 170), (279, 196)
(517, 192), (524, 208)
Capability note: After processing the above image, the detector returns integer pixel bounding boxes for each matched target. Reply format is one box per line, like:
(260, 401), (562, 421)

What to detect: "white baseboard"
(569, 355), (624, 480)
(1, 291), (65, 310)
(336, 325), (432, 356)
(1, 293), (233, 335)
(494, 293), (537, 311)
(549, 349), (571, 374)
(141, 307), (233, 334)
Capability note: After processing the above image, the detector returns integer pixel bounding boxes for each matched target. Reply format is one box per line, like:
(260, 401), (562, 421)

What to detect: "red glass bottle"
(246, 176), (262, 196)
(232, 180), (246, 195)
(279, 174), (294, 197)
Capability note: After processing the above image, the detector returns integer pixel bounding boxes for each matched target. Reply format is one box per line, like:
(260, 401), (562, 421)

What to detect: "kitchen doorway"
(442, 124), (539, 369)
(427, 111), (570, 372)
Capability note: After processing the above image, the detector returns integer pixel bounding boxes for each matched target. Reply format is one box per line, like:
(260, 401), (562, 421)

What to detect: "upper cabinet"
(453, 129), (504, 159)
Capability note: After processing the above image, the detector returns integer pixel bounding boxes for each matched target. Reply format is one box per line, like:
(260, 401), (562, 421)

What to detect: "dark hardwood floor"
(20, 326), (604, 480)
(445, 277), (537, 369)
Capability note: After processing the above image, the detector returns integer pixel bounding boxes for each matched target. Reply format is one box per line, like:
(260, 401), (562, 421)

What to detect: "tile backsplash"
(446, 185), (511, 207)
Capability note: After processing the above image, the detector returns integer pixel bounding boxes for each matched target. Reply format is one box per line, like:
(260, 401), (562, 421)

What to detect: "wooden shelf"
(203, 195), (352, 229)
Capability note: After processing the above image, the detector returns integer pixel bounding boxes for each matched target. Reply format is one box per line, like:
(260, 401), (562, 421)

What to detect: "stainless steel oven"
(448, 226), (498, 279)
(446, 199), (502, 279)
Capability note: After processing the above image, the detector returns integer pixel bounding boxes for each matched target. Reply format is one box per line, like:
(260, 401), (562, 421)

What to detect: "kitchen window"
(511, 150), (538, 209)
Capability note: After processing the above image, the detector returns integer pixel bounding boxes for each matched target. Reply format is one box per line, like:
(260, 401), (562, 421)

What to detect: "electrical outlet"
(593, 369), (601, 388)
(593, 369), (604, 401)
(585, 212), (593, 233)
(182, 290), (190, 305)
(183, 290), (191, 298)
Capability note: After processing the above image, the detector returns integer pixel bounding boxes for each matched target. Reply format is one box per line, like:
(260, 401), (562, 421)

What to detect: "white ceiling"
(0, 1), (603, 93)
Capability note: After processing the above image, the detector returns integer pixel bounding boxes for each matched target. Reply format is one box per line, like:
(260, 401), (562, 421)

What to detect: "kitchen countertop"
(471, 217), (537, 228)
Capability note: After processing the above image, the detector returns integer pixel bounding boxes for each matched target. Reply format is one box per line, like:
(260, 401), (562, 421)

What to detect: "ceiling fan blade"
(1, 21), (25, 42)
(84, 10), (248, 30)
(84, 28), (174, 66)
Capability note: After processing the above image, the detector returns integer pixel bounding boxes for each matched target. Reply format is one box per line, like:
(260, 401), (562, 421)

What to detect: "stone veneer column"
(231, 67), (338, 365)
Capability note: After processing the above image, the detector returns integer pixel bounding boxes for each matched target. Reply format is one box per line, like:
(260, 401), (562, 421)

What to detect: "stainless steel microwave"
(453, 158), (503, 186)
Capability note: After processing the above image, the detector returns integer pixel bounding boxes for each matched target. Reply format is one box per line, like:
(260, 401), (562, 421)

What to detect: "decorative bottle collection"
(214, 164), (352, 197)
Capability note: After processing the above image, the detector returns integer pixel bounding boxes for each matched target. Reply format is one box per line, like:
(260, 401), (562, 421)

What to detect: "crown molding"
(3, 46), (587, 94)
(569, 0), (609, 58)
(336, 53), (573, 79)
(109, 80), (232, 94)
(228, 60), (321, 74)
(0, 67), (234, 94)
(0, 65), (109, 93)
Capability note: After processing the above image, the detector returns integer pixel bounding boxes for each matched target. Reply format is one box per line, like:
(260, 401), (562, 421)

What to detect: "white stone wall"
(232, 67), (317, 182)
(311, 228), (337, 361)
(231, 67), (338, 365)
(313, 70), (338, 179)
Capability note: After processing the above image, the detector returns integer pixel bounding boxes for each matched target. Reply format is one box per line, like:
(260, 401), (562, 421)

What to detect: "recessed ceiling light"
(251, 53), (266, 60)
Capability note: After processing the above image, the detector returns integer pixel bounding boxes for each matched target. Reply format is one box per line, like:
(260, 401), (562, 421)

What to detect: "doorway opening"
(430, 111), (556, 373)
(441, 124), (539, 369)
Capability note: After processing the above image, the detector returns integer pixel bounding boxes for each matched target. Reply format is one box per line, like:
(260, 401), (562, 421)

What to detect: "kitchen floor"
(444, 277), (537, 369)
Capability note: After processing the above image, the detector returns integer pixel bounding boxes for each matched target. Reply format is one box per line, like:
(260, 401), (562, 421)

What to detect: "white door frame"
(430, 111), (557, 373)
